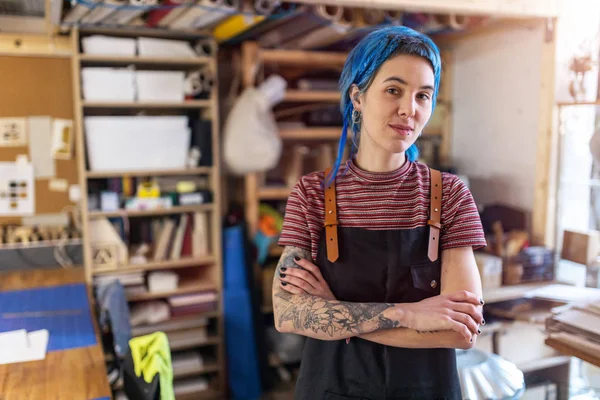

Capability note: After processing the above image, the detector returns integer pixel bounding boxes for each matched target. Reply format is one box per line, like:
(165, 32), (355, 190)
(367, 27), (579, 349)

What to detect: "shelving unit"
(71, 27), (225, 398)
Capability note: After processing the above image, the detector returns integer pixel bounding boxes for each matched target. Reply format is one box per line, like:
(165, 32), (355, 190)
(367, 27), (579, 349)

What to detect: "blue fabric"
(96, 280), (131, 357)
(0, 284), (97, 351)
(224, 225), (250, 290)
(224, 289), (262, 400)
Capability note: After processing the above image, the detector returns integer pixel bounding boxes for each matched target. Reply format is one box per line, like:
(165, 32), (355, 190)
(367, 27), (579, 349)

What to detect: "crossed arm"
(272, 246), (483, 349)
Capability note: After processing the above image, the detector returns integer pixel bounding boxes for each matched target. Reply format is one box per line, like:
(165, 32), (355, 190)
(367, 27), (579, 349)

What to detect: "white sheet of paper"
(0, 161), (35, 216)
(0, 118), (27, 147)
(28, 116), (56, 178)
(0, 329), (48, 365)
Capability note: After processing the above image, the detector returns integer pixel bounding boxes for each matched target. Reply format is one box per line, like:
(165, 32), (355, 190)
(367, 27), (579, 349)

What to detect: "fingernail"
(477, 329), (481, 334)
(280, 267), (287, 271)
(479, 298), (485, 305)
(294, 256), (300, 261)
(482, 319), (486, 325)
(470, 338), (473, 343)
(280, 274), (286, 278)
(281, 282), (287, 286)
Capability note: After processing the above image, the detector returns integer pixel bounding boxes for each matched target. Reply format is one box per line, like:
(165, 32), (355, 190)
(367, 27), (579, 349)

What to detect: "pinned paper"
(28, 116), (56, 179)
(0, 118), (27, 147)
(0, 329), (48, 365)
(51, 119), (74, 160)
(48, 178), (68, 192)
(69, 184), (81, 203)
(0, 161), (35, 215)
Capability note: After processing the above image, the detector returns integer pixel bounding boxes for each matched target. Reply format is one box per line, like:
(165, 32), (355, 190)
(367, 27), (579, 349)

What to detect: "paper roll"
(102, 0), (158, 25)
(383, 9), (403, 24)
(80, 0), (126, 24)
(314, 4), (342, 22)
(194, 38), (214, 56)
(169, 0), (238, 30)
(156, 0), (195, 27)
(146, 0), (188, 27)
(338, 7), (358, 27)
(253, 0), (279, 16)
(434, 14), (469, 30)
(63, 0), (101, 24)
(359, 8), (384, 26)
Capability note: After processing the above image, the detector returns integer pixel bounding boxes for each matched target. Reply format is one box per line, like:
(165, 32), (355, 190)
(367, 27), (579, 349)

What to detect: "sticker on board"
(0, 161), (35, 215)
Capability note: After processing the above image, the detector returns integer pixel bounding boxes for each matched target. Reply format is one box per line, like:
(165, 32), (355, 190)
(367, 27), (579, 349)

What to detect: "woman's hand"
(278, 257), (336, 300)
(399, 291), (484, 341)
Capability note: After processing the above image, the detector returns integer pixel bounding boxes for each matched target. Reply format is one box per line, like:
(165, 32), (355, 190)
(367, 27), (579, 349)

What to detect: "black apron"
(294, 170), (462, 400)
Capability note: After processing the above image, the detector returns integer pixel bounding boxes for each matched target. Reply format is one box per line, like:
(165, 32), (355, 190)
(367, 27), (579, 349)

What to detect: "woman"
(272, 26), (486, 399)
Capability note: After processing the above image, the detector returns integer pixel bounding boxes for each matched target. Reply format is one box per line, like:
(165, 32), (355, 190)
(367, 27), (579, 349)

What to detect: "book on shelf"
(132, 315), (210, 337)
(152, 212), (209, 262)
(168, 291), (218, 307)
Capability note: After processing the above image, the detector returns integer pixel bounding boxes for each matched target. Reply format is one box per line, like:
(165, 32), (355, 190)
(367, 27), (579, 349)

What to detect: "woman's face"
(351, 54), (435, 155)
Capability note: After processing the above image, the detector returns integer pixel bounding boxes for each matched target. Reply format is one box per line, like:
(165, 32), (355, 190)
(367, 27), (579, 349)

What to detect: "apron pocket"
(410, 262), (441, 296)
(324, 391), (370, 400)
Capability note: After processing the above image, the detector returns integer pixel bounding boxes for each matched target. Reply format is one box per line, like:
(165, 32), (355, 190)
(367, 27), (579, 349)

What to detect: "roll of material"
(102, 0), (158, 26)
(80, 0), (126, 24)
(383, 9), (403, 24)
(169, 0), (240, 30)
(185, 68), (214, 98)
(358, 8), (384, 26)
(253, 0), (280, 16)
(154, 0), (195, 27)
(283, 7), (358, 49)
(314, 4), (343, 22)
(146, 0), (188, 27)
(434, 14), (469, 30)
(63, 0), (101, 24)
(194, 38), (214, 56)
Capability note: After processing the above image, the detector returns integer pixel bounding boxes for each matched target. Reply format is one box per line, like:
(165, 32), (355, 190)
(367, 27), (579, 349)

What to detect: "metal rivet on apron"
(328, 210), (332, 214)
(435, 208), (438, 212)
(430, 280), (438, 288)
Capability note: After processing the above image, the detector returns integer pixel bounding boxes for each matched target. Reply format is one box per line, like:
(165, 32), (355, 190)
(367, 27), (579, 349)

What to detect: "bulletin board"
(0, 56), (78, 225)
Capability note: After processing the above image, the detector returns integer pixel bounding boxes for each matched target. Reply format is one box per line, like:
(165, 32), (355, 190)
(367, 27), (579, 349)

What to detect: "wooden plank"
(545, 338), (600, 368)
(532, 18), (558, 247)
(284, 90), (341, 103)
(92, 256), (216, 275)
(88, 204), (213, 218)
(556, 100), (600, 107)
(82, 100), (211, 109)
(261, 49), (347, 67)
(128, 282), (217, 302)
(258, 186), (292, 200)
(483, 281), (555, 303)
(0, 33), (70, 57)
(287, 0), (558, 18)
(86, 167), (212, 178)
(79, 54), (210, 66)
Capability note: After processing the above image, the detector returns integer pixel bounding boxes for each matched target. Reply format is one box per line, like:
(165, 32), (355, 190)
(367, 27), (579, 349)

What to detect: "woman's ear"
(349, 84), (362, 111)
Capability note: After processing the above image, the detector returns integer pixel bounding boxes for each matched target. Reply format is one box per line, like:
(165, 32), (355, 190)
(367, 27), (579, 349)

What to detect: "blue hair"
(329, 26), (442, 183)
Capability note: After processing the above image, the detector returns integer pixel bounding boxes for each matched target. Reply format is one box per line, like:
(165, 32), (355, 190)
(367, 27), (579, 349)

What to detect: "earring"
(352, 109), (362, 125)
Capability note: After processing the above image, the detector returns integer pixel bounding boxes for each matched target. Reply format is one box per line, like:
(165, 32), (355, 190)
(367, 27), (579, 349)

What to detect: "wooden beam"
(288, 0), (558, 18)
(433, 17), (542, 47)
(532, 18), (558, 247)
(0, 33), (71, 58)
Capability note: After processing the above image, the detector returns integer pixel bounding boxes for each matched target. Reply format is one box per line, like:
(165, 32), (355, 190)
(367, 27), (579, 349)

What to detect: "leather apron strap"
(428, 168), (442, 262)
(323, 167), (339, 263)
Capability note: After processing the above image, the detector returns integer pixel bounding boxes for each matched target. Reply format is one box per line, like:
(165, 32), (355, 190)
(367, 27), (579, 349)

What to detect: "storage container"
(81, 68), (135, 102)
(84, 116), (191, 172)
(136, 71), (185, 102)
(81, 35), (137, 56)
(137, 37), (197, 58)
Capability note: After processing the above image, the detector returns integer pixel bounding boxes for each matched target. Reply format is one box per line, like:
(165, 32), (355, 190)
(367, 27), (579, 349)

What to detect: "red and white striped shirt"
(278, 159), (487, 261)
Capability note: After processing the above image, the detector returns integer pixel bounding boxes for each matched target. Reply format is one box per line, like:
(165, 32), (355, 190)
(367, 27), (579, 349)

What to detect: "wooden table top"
(545, 338), (600, 368)
(0, 267), (111, 400)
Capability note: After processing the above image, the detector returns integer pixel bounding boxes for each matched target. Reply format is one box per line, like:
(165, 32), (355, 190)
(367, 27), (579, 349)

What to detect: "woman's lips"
(389, 124), (414, 136)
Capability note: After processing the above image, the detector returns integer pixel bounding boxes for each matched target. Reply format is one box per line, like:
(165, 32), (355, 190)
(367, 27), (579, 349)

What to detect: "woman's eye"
(418, 93), (431, 101)
(386, 88), (399, 95)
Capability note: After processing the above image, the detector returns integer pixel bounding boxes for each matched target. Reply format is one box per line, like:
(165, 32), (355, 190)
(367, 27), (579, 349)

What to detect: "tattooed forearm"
(272, 246), (402, 340)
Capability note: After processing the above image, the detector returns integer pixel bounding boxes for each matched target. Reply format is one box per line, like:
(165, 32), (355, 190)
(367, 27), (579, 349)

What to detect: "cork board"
(0, 56), (78, 225)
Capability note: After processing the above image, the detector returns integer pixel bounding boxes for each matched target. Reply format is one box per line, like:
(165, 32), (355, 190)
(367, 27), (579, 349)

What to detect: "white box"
(136, 71), (185, 102)
(137, 37), (197, 58)
(81, 35), (136, 56)
(84, 116), (191, 171)
(81, 68), (135, 101)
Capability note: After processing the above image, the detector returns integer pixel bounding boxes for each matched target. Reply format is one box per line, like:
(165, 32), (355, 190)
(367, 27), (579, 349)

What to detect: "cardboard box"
(561, 229), (600, 265)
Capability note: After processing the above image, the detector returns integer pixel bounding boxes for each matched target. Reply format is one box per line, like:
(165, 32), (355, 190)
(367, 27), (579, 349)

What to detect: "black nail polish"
(479, 298), (485, 305)
(294, 256), (300, 261)
(469, 338), (473, 343)
(477, 329), (481, 334)
(281, 282), (287, 286)
(482, 319), (486, 325)
(280, 267), (287, 271)
(280, 274), (286, 278)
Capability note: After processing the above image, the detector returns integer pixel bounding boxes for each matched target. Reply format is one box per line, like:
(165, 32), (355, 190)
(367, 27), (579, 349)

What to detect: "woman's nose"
(398, 97), (416, 118)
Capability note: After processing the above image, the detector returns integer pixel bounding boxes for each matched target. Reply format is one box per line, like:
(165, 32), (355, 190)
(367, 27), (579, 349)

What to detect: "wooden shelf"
(556, 100), (600, 107)
(79, 54), (211, 67)
(175, 388), (223, 400)
(483, 281), (555, 303)
(173, 362), (220, 379)
(280, 127), (341, 140)
(283, 90), (340, 103)
(93, 256), (215, 275)
(261, 49), (346, 68)
(545, 338), (600, 368)
(170, 334), (220, 351)
(128, 282), (217, 302)
(89, 204), (213, 218)
(258, 186), (292, 200)
(82, 100), (211, 109)
(86, 167), (212, 178)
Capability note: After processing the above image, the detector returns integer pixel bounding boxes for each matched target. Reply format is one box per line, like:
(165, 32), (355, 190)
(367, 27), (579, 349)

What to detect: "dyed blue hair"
(330, 26), (442, 182)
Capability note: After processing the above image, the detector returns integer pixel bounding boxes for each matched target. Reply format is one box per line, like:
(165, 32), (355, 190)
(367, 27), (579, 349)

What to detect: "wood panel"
(0, 56), (78, 225)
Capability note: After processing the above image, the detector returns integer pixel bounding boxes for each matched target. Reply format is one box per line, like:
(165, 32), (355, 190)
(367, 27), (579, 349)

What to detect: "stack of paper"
(0, 329), (48, 365)
(546, 300), (600, 355)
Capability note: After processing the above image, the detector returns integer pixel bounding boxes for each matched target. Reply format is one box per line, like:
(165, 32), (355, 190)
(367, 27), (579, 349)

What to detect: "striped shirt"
(278, 159), (487, 261)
